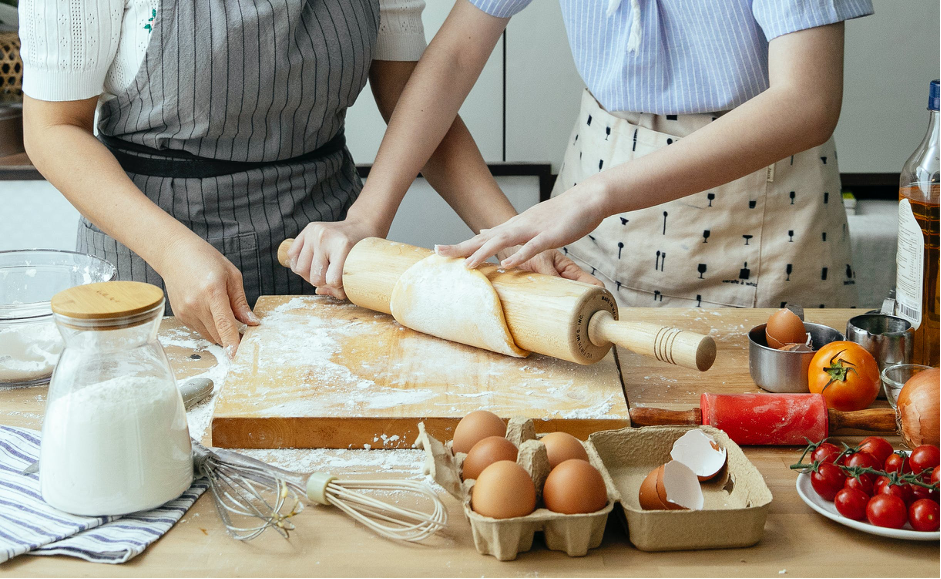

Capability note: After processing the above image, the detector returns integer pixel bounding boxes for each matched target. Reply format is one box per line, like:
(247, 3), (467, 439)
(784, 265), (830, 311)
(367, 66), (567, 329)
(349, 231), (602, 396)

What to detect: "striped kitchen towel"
(0, 425), (207, 564)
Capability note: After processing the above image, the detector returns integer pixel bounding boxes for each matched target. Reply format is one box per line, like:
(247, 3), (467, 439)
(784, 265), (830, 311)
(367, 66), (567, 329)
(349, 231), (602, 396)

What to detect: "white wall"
(345, 0), (505, 164)
(834, 0), (941, 173)
(0, 181), (79, 251)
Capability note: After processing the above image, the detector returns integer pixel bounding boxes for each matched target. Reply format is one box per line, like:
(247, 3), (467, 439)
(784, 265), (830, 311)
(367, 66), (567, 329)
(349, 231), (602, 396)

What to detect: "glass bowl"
(880, 363), (935, 408)
(0, 249), (116, 387)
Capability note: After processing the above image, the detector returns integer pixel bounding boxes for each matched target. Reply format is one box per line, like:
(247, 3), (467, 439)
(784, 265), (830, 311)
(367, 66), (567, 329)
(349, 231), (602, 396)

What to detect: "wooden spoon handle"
(628, 407), (703, 427)
(828, 408), (897, 435)
(587, 310), (717, 371)
(277, 238), (295, 267)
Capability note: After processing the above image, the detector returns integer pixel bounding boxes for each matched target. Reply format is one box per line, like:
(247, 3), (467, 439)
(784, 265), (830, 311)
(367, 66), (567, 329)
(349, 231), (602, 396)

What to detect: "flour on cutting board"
(159, 327), (436, 485)
(216, 297), (423, 415)
(211, 295), (624, 421)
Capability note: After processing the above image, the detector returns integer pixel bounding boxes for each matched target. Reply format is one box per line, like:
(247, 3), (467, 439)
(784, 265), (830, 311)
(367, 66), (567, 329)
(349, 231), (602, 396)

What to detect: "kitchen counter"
(1, 308), (938, 577)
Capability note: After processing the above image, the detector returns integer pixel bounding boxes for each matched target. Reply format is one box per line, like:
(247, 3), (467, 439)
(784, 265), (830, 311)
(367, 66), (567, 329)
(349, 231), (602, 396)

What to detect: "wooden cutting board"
(211, 295), (630, 448)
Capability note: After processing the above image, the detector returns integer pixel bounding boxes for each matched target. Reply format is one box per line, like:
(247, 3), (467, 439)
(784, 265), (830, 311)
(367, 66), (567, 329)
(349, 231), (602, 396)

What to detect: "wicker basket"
(0, 31), (23, 99)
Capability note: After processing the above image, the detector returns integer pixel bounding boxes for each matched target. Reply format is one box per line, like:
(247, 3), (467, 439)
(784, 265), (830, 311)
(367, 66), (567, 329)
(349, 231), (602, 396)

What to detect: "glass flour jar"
(40, 281), (193, 516)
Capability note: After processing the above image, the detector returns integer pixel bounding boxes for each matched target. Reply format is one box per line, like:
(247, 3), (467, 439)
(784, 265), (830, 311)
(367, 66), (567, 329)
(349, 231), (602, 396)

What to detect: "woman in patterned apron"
(21, 0), (592, 354)
(317, 0), (871, 310)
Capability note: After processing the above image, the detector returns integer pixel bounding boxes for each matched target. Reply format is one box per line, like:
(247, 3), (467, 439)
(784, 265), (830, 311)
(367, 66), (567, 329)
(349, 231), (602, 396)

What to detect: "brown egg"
(542, 459), (608, 514)
(540, 432), (590, 469)
(765, 309), (807, 349)
(471, 460), (536, 519)
(452, 410), (506, 454)
(462, 436), (518, 480)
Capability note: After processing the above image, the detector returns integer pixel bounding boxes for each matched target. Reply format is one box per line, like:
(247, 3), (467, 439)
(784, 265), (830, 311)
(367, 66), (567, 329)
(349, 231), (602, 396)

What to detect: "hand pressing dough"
(390, 254), (528, 357)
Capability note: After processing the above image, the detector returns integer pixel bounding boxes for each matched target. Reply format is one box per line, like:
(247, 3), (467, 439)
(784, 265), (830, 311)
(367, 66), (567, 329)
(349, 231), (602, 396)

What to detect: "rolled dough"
(389, 254), (528, 357)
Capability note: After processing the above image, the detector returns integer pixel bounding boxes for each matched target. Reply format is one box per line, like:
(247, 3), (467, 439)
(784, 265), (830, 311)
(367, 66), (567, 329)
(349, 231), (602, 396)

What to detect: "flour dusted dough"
(390, 254), (528, 357)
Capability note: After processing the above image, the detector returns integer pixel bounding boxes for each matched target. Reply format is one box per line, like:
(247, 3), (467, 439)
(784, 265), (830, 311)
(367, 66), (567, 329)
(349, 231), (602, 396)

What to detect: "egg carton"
(416, 418), (615, 561)
(416, 420), (773, 559)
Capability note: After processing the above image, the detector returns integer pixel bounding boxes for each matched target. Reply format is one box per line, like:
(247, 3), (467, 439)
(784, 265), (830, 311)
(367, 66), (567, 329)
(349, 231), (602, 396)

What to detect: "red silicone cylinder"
(700, 393), (829, 446)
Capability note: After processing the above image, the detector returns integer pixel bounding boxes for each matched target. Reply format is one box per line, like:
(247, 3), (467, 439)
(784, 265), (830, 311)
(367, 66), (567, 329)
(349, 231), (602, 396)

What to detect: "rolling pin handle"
(628, 407), (703, 427)
(587, 310), (717, 372)
(827, 408), (898, 435)
(278, 238), (295, 268)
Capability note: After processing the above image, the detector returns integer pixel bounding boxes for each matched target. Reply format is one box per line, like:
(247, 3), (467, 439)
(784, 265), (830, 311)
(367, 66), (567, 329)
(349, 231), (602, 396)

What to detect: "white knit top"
(19, 0), (427, 102)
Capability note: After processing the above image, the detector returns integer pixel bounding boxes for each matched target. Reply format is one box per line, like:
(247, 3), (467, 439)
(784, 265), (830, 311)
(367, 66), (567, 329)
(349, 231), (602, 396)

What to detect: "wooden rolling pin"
(629, 393), (897, 445)
(278, 237), (716, 371)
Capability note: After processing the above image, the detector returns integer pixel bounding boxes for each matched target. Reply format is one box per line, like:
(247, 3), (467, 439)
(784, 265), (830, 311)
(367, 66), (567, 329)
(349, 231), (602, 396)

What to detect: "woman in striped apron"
(323, 0), (871, 310)
(21, 0), (592, 353)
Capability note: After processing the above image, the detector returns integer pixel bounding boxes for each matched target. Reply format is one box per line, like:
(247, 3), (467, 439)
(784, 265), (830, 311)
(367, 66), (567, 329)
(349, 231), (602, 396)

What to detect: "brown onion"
(897, 367), (940, 447)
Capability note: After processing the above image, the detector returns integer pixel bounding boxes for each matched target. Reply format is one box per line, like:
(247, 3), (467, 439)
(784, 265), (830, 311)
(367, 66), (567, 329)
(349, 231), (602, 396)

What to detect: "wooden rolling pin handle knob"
(587, 310), (717, 372)
(828, 408), (897, 435)
(628, 407), (703, 427)
(278, 238), (295, 268)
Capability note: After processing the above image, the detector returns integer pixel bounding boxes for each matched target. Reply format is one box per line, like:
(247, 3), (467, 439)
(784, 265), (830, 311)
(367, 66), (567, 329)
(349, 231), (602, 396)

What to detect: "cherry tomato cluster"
(792, 437), (940, 532)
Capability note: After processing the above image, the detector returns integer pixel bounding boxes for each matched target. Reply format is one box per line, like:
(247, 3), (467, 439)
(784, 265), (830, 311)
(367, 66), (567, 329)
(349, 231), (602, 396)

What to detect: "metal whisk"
(192, 442), (447, 542)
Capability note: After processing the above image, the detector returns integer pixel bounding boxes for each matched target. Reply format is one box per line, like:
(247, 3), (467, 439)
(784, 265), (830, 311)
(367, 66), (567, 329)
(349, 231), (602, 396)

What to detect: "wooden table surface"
(1, 308), (938, 577)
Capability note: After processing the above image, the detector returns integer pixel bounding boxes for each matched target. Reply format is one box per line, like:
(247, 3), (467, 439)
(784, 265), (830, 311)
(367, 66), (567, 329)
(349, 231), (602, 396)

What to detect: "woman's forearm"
(348, 0), (509, 233)
(23, 96), (199, 275)
(367, 58), (517, 235)
(417, 116), (518, 234)
(590, 24), (845, 216)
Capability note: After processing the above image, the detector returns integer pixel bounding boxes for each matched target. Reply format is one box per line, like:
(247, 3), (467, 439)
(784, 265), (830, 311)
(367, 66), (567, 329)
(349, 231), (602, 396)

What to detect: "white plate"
(796, 473), (940, 541)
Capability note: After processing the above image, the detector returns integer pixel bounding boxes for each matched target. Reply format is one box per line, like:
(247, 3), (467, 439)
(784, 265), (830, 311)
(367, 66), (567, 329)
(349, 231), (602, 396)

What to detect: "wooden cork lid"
(51, 281), (165, 320)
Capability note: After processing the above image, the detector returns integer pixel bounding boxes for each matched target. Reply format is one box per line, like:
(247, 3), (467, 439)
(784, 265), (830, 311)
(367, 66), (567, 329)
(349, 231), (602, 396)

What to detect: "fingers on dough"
(389, 254), (529, 358)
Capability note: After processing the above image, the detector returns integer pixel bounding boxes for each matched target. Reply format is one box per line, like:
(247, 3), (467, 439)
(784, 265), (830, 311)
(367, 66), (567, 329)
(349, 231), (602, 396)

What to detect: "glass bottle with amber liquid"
(896, 79), (939, 366)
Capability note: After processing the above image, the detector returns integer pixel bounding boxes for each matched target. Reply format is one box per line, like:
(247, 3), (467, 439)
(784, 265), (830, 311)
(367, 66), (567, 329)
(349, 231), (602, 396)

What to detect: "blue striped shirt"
(470, 0), (874, 114)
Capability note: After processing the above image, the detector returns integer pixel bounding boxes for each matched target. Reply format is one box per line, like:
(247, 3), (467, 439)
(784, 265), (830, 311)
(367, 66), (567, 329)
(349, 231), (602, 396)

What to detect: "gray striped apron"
(78, 0), (379, 313)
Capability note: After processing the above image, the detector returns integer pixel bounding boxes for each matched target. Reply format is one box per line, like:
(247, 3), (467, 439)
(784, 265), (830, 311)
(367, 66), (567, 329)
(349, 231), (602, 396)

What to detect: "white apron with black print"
(556, 90), (859, 309)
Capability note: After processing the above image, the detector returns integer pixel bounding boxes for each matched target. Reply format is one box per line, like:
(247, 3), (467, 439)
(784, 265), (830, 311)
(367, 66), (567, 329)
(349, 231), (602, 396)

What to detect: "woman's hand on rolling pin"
(287, 217), (383, 300)
(159, 236), (260, 358)
(495, 246), (603, 286)
(436, 183), (610, 271)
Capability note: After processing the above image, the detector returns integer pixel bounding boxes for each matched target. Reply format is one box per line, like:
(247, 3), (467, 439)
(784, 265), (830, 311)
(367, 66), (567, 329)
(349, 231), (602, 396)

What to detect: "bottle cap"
(930, 79), (939, 112)
(51, 281), (165, 327)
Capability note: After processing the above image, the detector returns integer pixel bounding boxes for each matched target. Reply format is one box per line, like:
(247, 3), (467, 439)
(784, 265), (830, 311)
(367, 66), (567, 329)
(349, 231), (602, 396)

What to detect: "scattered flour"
(0, 321), (63, 384)
(40, 375), (193, 516)
(161, 295), (627, 482)
(213, 296), (622, 421)
(157, 326), (231, 441)
(238, 445), (439, 490)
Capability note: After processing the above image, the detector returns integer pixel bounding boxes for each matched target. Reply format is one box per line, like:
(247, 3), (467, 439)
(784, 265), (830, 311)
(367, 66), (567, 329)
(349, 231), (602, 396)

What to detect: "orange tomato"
(808, 341), (881, 411)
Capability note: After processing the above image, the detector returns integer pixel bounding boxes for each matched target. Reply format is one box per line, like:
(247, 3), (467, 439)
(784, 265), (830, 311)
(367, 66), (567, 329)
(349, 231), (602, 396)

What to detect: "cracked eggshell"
(639, 461), (704, 511)
(669, 429), (728, 481)
(638, 465), (668, 510)
(657, 461), (704, 510)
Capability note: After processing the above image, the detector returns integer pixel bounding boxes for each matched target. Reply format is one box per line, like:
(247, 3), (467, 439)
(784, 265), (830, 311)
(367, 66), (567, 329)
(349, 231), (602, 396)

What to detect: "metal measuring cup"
(846, 313), (914, 398)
